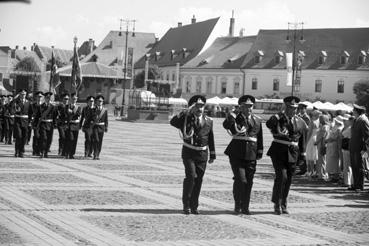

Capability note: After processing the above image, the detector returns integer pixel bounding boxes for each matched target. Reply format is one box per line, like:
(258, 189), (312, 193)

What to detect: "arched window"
(251, 77), (258, 90)
(206, 77), (213, 94)
(220, 77), (227, 94)
(196, 76), (202, 93)
(337, 79), (344, 93)
(273, 78), (279, 91)
(233, 77), (241, 95)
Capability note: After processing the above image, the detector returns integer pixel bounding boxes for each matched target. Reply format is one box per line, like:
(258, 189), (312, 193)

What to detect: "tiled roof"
(57, 62), (124, 79)
(135, 17), (219, 68)
(82, 31), (156, 66)
(241, 28), (369, 70)
(35, 45), (73, 65)
(182, 36), (256, 69)
(13, 49), (43, 71)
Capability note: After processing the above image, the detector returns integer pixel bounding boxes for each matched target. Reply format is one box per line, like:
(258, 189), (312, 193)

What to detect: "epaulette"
(204, 115), (213, 121)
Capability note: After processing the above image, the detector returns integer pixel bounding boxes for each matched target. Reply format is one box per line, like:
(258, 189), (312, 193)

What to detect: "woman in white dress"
(305, 110), (321, 177)
(341, 115), (354, 188)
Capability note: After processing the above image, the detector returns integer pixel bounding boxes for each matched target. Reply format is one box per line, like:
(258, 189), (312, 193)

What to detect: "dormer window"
(340, 50), (350, 65)
(145, 53), (151, 61)
(358, 50), (367, 65)
(275, 50), (284, 64)
(228, 54), (240, 63)
(254, 50), (264, 64)
(318, 50), (327, 65)
(199, 55), (214, 66)
(170, 50), (177, 60)
(155, 51), (161, 61)
(182, 48), (190, 58)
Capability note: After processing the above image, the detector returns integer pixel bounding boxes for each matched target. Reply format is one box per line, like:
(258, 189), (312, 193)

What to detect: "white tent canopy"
(206, 96), (222, 105)
(168, 97), (187, 106)
(219, 97), (238, 106)
(310, 101), (353, 112)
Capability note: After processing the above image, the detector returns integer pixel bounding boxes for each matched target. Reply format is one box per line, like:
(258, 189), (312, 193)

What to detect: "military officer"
(56, 93), (69, 157)
(170, 95), (216, 215)
(30, 91), (44, 156)
(4, 94), (14, 144)
(266, 96), (308, 215)
(92, 95), (108, 160)
(80, 96), (95, 158)
(65, 92), (81, 159)
(13, 89), (32, 157)
(349, 104), (369, 192)
(223, 95), (263, 215)
(37, 92), (55, 158)
(0, 95), (6, 142)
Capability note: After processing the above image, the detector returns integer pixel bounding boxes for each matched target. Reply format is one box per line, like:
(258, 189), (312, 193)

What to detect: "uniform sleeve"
(208, 120), (216, 160)
(265, 114), (279, 134)
(361, 118), (369, 151)
(257, 120), (263, 154)
(169, 112), (185, 129)
(104, 110), (108, 130)
(222, 113), (237, 133)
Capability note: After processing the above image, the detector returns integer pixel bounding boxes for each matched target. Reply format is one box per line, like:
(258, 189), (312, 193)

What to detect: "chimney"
(178, 22), (182, 27)
(15, 45), (19, 50)
(88, 38), (94, 54)
(239, 28), (245, 37)
(191, 15), (196, 24)
(23, 46), (27, 50)
(155, 37), (159, 43)
(228, 10), (235, 37)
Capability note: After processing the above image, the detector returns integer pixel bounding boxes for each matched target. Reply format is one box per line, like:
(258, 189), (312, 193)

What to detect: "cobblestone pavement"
(0, 115), (368, 245)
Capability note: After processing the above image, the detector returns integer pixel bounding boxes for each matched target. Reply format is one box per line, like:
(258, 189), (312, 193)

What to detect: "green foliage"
(15, 57), (40, 72)
(46, 57), (66, 71)
(353, 79), (369, 111)
(133, 64), (161, 88)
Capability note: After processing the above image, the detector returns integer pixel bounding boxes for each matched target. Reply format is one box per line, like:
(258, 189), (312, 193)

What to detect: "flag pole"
(49, 46), (54, 93)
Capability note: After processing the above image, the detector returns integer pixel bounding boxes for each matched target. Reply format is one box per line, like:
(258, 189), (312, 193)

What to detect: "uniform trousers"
(5, 118), (13, 144)
(350, 151), (365, 190)
(66, 130), (79, 157)
(83, 128), (93, 156)
(182, 158), (206, 210)
(39, 123), (53, 154)
(92, 129), (104, 158)
(32, 128), (40, 155)
(230, 158), (256, 210)
(57, 126), (67, 156)
(271, 155), (296, 208)
(13, 122), (28, 155)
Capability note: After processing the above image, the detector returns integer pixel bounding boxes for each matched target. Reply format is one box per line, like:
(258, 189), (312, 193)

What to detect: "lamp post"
(286, 22), (305, 96)
(119, 19), (136, 116)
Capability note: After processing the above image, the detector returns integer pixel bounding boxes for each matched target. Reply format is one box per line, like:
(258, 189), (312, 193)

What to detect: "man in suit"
(4, 94), (14, 144)
(56, 93), (70, 157)
(65, 92), (81, 159)
(223, 95), (263, 215)
(80, 96), (95, 158)
(266, 96), (308, 214)
(13, 89), (32, 157)
(37, 92), (56, 158)
(92, 95), (108, 160)
(170, 95), (216, 215)
(349, 104), (369, 192)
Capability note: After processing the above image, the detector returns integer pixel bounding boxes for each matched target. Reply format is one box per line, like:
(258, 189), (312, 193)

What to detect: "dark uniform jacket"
(56, 104), (69, 129)
(0, 103), (5, 124)
(13, 98), (31, 127)
(266, 112), (307, 163)
(223, 113), (263, 160)
(170, 112), (216, 162)
(93, 107), (108, 133)
(67, 104), (81, 131)
(80, 106), (96, 131)
(350, 114), (369, 153)
(37, 103), (55, 131)
(4, 101), (15, 125)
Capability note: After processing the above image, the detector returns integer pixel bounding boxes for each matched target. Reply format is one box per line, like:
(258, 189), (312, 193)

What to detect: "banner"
(286, 53), (293, 86)
(71, 45), (82, 91)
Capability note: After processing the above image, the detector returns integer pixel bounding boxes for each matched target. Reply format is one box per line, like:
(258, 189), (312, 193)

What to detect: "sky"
(0, 0), (369, 50)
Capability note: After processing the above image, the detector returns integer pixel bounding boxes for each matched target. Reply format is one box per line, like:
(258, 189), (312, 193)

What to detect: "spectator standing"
(341, 115), (354, 188)
(326, 116), (344, 182)
(315, 114), (330, 181)
(305, 110), (321, 177)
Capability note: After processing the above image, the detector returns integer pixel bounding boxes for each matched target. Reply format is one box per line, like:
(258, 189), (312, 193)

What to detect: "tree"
(46, 56), (65, 71)
(353, 79), (369, 111)
(133, 64), (161, 88)
(15, 57), (40, 72)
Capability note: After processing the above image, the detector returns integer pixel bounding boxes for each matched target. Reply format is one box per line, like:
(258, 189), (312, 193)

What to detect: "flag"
(71, 44), (82, 91)
(286, 53), (293, 86)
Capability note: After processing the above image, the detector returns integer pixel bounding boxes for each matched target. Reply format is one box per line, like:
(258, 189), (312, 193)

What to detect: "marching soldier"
(266, 96), (308, 215)
(92, 95), (108, 160)
(4, 94), (14, 144)
(0, 95), (6, 142)
(65, 92), (81, 159)
(30, 91), (43, 156)
(80, 96), (95, 158)
(13, 89), (31, 157)
(56, 93), (69, 157)
(37, 92), (55, 158)
(26, 92), (33, 145)
(170, 95), (216, 215)
(223, 95), (263, 215)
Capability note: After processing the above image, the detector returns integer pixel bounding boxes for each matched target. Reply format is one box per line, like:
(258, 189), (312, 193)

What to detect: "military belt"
(232, 136), (257, 142)
(273, 139), (298, 146)
(15, 115), (28, 118)
(70, 120), (80, 123)
(41, 119), (53, 122)
(183, 142), (207, 151)
(95, 122), (105, 125)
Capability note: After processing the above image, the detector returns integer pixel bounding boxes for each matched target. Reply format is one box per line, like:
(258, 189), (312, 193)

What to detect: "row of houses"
(1, 14), (369, 103)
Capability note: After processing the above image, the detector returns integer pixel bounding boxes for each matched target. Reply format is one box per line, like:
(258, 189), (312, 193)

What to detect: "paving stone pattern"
(0, 115), (368, 245)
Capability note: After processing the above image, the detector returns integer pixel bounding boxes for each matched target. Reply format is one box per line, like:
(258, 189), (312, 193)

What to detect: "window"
(337, 79), (344, 93)
(234, 82), (240, 95)
(275, 56), (281, 64)
(254, 56), (261, 64)
(0, 73), (2, 81)
(340, 51), (350, 65)
(275, 50), (284, 64)
(340, 56), (346, 65)
(315, 79), (322, 93)
(358, 50), (367, 65)
(221, 82), (227, 94)
(172, 73), (175, 82)
(196, 77), (202, 93)
(251, 77), (258, 90)
(294, 77), (301, 92)
(206, 77), (213, 94)
(318, 56), (324, 65)
(186, 80), (191, 93)
(254, 50), (264, 64)
(273, 78), (279, 91)
(166, 74), (169, 81)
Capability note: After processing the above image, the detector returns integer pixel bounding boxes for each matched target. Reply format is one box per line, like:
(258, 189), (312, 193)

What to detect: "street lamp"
(286, 22), (305, 96)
